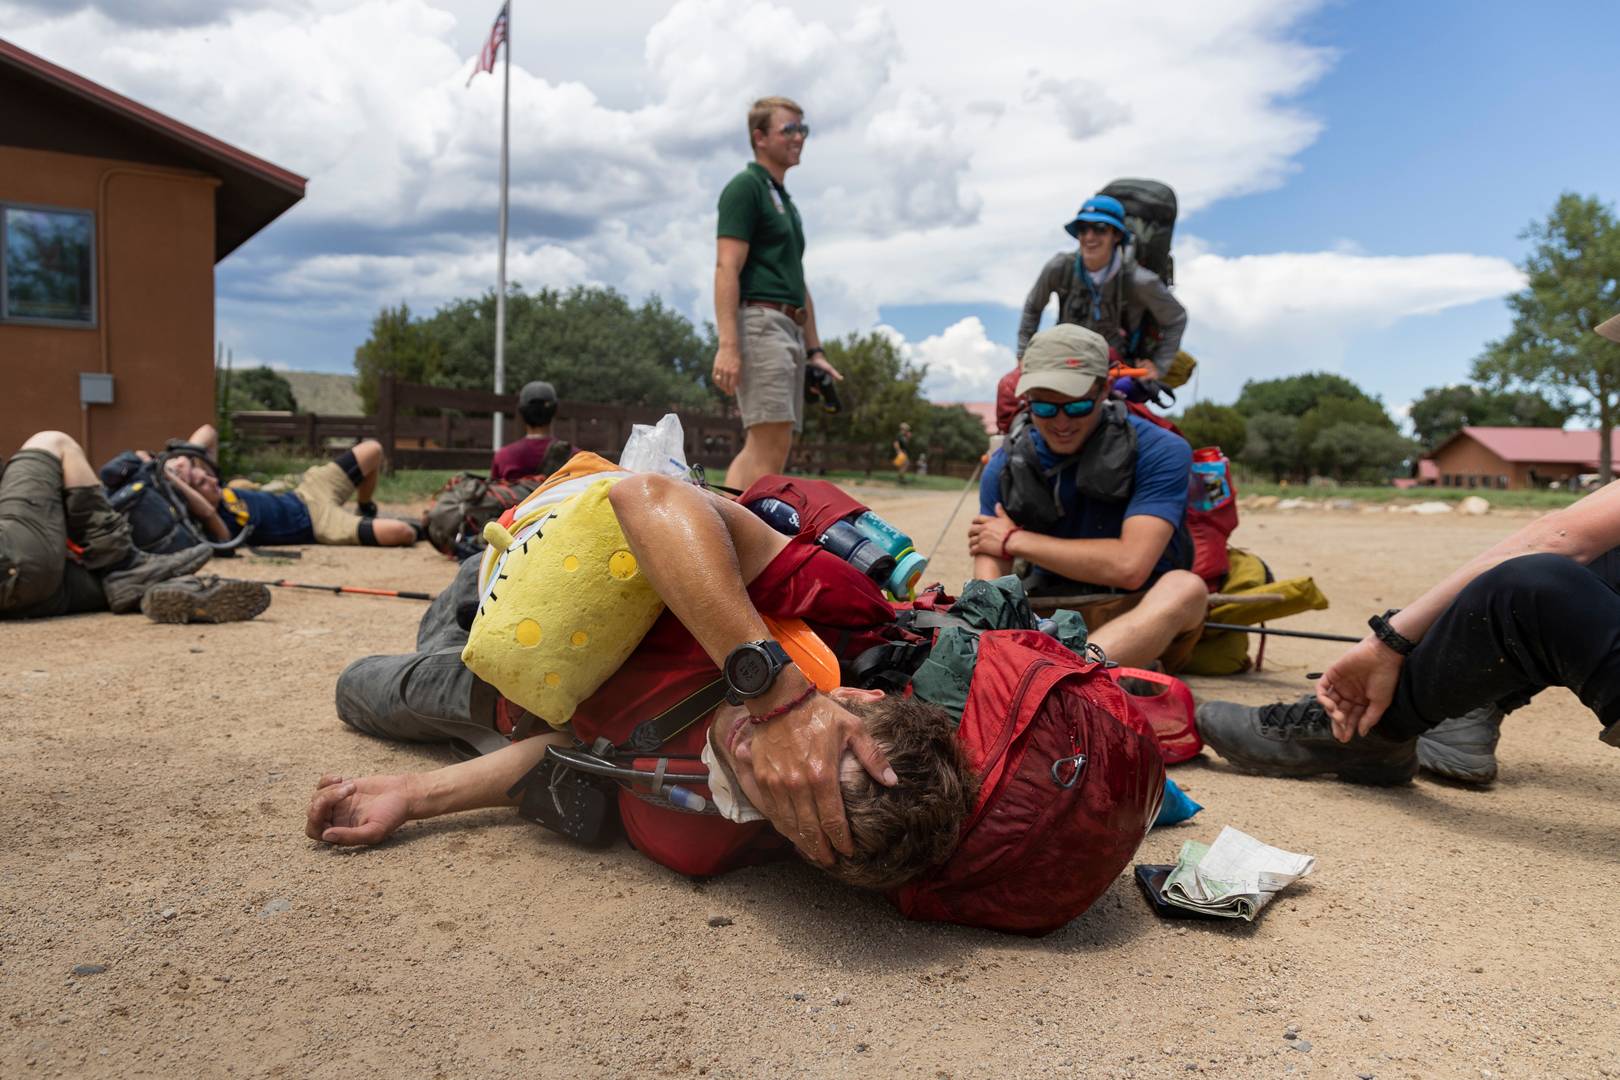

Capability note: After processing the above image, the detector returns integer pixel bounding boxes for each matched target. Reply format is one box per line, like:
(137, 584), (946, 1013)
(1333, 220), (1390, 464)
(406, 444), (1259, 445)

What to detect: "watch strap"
(1367, 609), (1416, 657)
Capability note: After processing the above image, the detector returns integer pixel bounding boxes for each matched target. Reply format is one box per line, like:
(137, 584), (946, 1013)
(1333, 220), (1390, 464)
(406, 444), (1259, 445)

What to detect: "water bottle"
(748, 497), (801, 536)
(818, 519), (896, 584)
(849, 511), (928, 600)
(1191, 448), (1233, 513)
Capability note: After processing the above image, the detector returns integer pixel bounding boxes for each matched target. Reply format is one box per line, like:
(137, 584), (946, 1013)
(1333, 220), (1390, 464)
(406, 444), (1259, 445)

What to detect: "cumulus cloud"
(888, 317), (1015, 403)
(1, 0), (1517, 395)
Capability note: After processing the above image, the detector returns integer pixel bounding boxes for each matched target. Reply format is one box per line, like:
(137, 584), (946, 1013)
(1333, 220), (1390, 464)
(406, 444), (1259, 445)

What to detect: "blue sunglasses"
(1029, 398), (1098, 420)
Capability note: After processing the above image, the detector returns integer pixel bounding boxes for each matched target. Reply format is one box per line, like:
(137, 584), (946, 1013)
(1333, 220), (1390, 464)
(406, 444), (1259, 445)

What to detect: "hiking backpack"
(100, 444), (247, 555)
(422, 441), (576, 556)
(1099, 178), (1177, 286)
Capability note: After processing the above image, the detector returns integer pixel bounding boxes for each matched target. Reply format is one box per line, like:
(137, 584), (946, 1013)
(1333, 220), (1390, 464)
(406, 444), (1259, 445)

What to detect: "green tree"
(1296, 396), (1397, 475)
(230, 366), (297, 412)
(1473, 193), (1620, 480)
(803, 331), (929, 454)
(1240, 412), (1300, 482)
(1175, 402), (1247, 457)
(1233, 372), (1380, 417)
(1407, 384), (1570, 449)
(1309, 422), (1415, 482)
(354, 303), (442, 413)
(918, 404), (990, 465)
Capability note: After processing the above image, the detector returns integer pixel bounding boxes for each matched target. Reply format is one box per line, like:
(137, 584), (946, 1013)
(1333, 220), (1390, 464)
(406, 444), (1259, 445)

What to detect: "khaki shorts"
(737, 305), (806, 432)
(1025, 578), (1202, 674)
(293, 461), (361, 545)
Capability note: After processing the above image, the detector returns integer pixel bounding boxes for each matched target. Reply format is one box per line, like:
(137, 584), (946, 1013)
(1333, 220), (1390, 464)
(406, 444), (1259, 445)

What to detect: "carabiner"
(1050, 752), (1086, 788)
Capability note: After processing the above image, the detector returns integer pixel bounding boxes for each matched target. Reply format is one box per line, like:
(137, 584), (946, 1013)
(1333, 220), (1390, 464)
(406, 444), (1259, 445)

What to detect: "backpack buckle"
(1050, 753), (1086, 789)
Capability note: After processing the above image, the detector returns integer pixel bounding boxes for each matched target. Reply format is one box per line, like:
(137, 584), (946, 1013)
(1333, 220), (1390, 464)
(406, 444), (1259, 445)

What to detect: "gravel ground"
(2, 489), (1618, 1079)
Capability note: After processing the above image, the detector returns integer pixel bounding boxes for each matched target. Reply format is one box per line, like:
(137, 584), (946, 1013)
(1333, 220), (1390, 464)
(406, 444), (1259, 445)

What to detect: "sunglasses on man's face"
(778, 121), (811, 137)
(1075, 222), (1115, 237)
(1029, 397), (1098, 420)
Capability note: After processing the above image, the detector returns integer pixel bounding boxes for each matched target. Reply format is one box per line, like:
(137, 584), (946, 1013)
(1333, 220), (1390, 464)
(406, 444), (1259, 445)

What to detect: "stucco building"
(0, 38), (304, 463)
(1423, 426), (1620, 490)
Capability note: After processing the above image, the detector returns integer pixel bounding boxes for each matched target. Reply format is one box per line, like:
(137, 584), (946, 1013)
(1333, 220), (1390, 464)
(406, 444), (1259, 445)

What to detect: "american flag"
(466, 2), (509, 87)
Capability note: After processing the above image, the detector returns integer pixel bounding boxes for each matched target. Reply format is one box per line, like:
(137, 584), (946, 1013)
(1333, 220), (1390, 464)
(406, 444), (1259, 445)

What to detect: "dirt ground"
(4, 487), (1619, 1080)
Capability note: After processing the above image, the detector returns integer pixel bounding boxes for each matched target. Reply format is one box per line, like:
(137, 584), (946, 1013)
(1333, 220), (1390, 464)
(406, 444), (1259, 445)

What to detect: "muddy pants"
(333, 554), (508, 757)
(1378, 549), (1620, 745)
(0, 450), (128, 619)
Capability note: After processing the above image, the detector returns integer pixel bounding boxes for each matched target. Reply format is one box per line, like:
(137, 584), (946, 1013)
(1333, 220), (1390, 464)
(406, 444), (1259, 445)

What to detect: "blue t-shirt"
(980, 414), (1192, 585)
(219, 487), (316, 546)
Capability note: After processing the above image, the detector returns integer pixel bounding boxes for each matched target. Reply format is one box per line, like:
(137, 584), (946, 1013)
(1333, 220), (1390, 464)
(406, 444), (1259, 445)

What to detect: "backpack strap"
(621, 677), (730, 753)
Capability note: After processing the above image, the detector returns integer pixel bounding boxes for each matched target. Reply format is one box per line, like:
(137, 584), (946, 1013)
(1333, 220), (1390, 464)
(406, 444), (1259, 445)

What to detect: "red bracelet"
(749, 683), (817, 724)
(1000, 527), (1023, 560)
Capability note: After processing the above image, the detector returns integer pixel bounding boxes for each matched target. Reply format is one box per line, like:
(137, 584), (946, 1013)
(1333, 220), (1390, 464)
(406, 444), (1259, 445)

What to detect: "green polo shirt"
(717, 162), (806, 308)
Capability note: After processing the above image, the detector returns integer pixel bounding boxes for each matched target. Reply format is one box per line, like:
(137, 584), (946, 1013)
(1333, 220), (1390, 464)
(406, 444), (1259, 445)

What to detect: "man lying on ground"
(1197, 314), (1620, 787)
(308, 473), (973, 886)
(968, 324), (1206, 671)
(0, 430), (268, 623)
(164, 425), (417, 547)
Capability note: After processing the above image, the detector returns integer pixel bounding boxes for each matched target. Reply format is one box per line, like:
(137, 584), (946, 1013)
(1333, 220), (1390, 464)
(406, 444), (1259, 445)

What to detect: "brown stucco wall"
(0, 146), (216, 464)
(1431, 434), (1586, 490)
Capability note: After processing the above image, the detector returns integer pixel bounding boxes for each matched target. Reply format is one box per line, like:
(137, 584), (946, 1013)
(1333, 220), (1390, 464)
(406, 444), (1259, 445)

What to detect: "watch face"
(729, 646), (772, 695)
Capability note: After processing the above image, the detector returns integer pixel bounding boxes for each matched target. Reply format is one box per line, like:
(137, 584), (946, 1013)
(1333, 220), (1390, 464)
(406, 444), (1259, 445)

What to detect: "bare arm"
(163, 461), (230, 541)
(711, 238), (749, 396)
(969, 502), (1173, 591)
(187, 424), (219, 459)
(608, 475), (894, 865)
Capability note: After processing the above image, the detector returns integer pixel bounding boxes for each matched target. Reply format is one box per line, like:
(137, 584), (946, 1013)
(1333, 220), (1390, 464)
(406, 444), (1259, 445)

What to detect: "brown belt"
(744, 299), (807, 326)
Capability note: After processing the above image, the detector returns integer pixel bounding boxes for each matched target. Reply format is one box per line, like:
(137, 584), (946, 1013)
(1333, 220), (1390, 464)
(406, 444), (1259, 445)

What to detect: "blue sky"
(883, 0), (1620, 412)
(10, 0), (1617, 417)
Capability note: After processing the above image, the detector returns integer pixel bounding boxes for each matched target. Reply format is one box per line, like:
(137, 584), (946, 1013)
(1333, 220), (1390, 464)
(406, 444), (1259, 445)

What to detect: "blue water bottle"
(849, 512), (928, 600)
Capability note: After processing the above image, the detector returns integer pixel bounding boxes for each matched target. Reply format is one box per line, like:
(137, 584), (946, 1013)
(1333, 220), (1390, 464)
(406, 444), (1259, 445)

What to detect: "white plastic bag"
(619, 413), (690, 478)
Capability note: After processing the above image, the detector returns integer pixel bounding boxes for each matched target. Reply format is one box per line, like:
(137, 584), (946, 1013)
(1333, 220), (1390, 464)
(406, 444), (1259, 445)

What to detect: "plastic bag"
(619, 413), (689, 478)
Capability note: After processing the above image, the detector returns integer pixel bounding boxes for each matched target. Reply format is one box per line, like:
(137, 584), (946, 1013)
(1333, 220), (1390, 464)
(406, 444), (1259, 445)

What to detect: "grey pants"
(334, 554), (508, 757)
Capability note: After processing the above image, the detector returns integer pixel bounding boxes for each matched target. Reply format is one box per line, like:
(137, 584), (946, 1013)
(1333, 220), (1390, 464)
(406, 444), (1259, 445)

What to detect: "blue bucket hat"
(1064, 194), (1127, 238)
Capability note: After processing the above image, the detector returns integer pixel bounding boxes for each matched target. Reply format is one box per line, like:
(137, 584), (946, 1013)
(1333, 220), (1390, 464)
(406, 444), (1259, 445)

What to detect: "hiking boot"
(1195, 694), (1418, 786)
(102, 544), (212, 613)
(141, 575), (271, 624)
(1415, 705), (1503, 785)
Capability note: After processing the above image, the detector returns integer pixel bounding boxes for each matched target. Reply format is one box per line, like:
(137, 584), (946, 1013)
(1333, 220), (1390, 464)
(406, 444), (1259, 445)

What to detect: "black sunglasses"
(1075, 221), (1116, 236)
(1029, 398), (1098, 419)
(779, 121), (811, 137)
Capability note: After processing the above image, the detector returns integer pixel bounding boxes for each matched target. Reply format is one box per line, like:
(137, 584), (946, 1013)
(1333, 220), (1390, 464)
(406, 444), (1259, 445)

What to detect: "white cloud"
(883, 317), (1014, 403)
(0, 0), (1521, 395)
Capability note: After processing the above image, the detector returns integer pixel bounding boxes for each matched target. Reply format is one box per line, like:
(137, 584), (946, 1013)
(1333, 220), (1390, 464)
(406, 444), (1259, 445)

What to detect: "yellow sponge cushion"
(460, 477), (664, 727)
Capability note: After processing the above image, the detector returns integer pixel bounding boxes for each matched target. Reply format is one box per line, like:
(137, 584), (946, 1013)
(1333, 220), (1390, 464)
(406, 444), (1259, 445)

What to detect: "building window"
(2, 204), (95, 326)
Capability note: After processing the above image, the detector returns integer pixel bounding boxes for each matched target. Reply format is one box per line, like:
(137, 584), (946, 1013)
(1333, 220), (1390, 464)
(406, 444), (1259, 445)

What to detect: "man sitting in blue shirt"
(969, 324), (1206, 670)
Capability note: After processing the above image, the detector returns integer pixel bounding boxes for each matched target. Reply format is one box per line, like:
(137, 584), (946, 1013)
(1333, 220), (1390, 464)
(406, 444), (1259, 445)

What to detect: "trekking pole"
(924, 456), (987, 564)
(1203, 622), (1359, 644)
(257, 579), (434, 601)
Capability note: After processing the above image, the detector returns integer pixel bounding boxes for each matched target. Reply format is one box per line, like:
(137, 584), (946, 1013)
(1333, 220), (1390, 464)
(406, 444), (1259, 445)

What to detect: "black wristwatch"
(807, 346), (825, 359)
(723, 640), (791, 705)
(1368, 609), (1416, 657)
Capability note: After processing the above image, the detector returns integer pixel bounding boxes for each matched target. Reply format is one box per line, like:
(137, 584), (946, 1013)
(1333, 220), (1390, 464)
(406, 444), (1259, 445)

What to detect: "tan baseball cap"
(1598, 314), (1620, 343)
(1016, 324), (1111, 399)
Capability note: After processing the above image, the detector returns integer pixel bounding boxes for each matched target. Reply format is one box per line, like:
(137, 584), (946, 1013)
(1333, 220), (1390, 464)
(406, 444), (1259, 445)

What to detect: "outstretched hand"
(1316, 637), (1405, 742)
(305, 774), (413, 846)
(743, 691), (895, 867)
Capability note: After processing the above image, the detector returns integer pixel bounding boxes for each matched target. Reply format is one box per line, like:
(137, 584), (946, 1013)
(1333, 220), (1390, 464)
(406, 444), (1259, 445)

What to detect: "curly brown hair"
(824, 695), (977, 891)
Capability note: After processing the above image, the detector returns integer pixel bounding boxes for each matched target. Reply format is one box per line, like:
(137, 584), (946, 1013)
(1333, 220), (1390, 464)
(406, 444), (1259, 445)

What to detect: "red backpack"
(892, 630), (1167, 935)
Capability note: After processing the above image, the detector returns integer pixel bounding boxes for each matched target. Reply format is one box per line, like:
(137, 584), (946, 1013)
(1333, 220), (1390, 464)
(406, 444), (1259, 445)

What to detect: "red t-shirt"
(490, 436), (554, 481)
(569, 539), (895, 877)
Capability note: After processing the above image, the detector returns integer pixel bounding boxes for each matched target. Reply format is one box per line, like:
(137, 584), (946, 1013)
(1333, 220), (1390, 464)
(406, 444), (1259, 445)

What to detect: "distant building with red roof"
(1422, 427), (1619, 490)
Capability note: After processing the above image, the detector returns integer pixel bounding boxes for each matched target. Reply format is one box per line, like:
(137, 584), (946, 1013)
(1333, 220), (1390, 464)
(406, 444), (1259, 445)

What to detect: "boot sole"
(1211, 748), (1415, 787)
(143, 581), (272, 624)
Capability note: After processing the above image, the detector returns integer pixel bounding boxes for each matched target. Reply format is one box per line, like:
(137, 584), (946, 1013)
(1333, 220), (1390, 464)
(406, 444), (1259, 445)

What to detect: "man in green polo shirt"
(712, 95), (843, 490)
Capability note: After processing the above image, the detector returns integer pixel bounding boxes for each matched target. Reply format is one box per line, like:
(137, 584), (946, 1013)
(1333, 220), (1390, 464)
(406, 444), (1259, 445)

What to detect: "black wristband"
(1367, 609), (1415, 657)
(807, 346), (825, 358)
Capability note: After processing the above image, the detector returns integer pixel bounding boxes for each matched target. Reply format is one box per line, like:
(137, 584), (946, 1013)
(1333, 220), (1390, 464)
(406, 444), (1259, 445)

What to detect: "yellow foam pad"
(461, 478), (665, 727)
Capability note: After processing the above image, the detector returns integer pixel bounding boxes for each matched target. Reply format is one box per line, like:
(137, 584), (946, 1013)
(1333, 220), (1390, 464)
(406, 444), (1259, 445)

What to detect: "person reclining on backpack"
(162, 424), (418, 547)
(0, 430), (268, 623)
(968, 325), (1206, 671)
(1016, 193), (1186, 405)
(309, 472), (973, 886)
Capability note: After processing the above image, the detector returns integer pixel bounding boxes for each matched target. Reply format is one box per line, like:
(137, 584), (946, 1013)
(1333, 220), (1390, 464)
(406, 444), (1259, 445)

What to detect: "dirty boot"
(1415, 705), (1503, 785)
(141, 575), (271, 624)
(101, 544), (212, 613)
(1195, 694), (1418, 786)
(63, 485), (133, 571)
(334, 648), (508, 758)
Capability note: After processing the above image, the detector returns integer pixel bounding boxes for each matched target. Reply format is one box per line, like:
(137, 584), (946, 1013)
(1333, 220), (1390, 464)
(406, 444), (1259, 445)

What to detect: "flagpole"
(492, 2), (511, 450)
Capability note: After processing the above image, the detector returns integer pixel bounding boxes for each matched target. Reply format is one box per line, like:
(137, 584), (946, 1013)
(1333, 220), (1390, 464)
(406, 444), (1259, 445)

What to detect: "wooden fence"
(232, 374), (981, 478)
